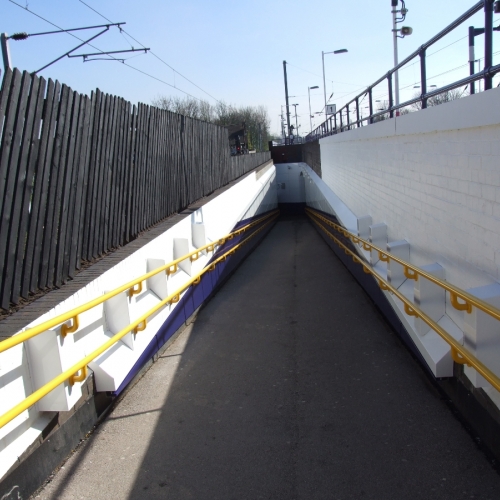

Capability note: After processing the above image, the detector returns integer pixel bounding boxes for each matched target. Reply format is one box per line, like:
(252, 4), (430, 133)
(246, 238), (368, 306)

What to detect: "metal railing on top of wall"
(306, 0), (500, 141)
(306, 207), (500, 393)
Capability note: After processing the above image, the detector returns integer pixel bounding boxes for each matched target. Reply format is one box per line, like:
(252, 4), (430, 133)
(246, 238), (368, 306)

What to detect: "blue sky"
(2, 0), (499, 135)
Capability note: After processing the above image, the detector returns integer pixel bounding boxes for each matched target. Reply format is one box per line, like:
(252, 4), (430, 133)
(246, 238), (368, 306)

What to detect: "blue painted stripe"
(111, 209), (278, 396)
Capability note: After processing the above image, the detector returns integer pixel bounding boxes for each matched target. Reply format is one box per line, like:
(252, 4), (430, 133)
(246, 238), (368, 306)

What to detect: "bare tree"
(411, 86), (469, 111)
(151, 95), (271, 151)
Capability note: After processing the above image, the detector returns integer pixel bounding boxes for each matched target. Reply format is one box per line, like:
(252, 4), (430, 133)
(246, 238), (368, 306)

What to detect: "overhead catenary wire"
(77, 0), (222, 104)
(7, 0), (207, 102)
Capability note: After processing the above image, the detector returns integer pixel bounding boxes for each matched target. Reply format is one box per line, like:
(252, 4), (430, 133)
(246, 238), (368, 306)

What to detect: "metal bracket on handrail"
(69, 366), (87, 386)
(351, 236), (359, 244)
(193, 276), (201, 285)
(378, 251), (390, 262)
(207, 244), (215, 253)
(404, 303), (418, 317)
(134, 320), (147, 334)
(129, 281), (143, 297)
(61, 315), (80, 338)
(450, 292), (472, 314)
(363, 265), (371, 275)
(404, 266), (419, 281)
(362, 242), (371, 251)
(451, 347), (472, 367)
(166, 264), (178, 276)
(379, 280), (390, 291)
(170, 294), (180, 304)
(190, 252), (199, 262)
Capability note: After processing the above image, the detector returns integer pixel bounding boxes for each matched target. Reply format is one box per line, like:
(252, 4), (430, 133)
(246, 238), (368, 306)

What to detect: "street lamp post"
(308, 85), (319, 132)
(322, 49), (348, 121)
(391, 0), (412, 109)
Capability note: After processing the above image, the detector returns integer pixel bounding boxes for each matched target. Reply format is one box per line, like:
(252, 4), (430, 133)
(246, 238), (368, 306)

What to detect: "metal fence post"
(388, 73), (394, 118)
(368, 88), (373, 124)
(355, 97), (360, 127)
(484, 0), (494, 90)
(419, 47), (427, 109)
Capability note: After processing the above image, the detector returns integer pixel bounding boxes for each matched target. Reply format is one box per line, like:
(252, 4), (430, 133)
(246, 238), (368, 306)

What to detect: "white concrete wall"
(320, 87), (500, 295)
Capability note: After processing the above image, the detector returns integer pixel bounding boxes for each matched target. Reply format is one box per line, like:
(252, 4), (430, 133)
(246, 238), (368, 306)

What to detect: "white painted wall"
(320, 87), (500, 295)
(275, 163), (306, 203)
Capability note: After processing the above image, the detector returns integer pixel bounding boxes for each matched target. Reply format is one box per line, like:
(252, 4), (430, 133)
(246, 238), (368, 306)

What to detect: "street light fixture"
(322, 49), (348, 121)
(308, 85), (319, 132)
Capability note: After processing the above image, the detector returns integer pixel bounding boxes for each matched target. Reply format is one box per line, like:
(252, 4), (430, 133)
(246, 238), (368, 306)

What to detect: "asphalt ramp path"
(34, 216), (500, 499)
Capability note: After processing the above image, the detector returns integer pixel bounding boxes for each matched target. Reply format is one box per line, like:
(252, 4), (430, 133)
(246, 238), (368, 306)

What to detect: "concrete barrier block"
(414, 263), (446, 337)
(387, 240), (409, 289)
(463, 283), (500, 388)
(357, 215), (372, 240)
(174, 238), (192, 276)
(146, 258), (169, 300)
(103, 291), (134, 350)
(370, 223), (387, 265)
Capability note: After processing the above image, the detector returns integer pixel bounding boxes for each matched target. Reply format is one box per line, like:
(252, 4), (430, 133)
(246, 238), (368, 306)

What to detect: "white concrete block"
(174, 238), (191, 276)
(387, 240), (409, 289)
(25, 328), (83, 411)
(463, 283), (500, 388)
(357, 215), (372, 240)
(414, 263), (446, 337)
(146, 258), (169, 300)
(369, 223), (387, 265)
(192, 223), (206, 253)
(103, 290), (134, 350)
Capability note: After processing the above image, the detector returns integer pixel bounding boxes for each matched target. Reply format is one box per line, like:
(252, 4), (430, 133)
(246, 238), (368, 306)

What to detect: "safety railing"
(305, 207), (500, 392)
(0, 210), (278, 355)
(0, 211), (279, 429)
(306, 0), (500, 141)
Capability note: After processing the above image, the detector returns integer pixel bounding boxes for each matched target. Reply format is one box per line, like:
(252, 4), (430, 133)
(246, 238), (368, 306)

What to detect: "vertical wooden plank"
(110, 97), (125, 248)
(24, 80), (60, 294)
(69, 94), (92, 275)
(82, 89), (101, 261)
(54, 91), (80, 286)
(0, 68), (18, 214)
(124, 103), (136, 242)
(43, 85), (74, 288)
(11, 76), (46, 303)
(0, 71), (31, 309)
(60, 91), (85, 280)
(148, 105), (160, 227)
(101, 95), (118, 254)
(91, 92), (110, 258)
(118, 99), (129, 245)
(158, 108), (168, 219)
(134, 103), (148, 235)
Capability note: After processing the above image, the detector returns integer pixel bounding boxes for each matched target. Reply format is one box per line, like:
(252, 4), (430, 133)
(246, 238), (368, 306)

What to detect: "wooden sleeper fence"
(0, 68), (270, 311)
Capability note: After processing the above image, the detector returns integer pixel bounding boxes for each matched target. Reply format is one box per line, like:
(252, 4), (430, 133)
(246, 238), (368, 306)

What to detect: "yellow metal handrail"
(306, 207), (500, 323)
(0, 212), (279, 430)
(0, 210), (279, 355)
(306, 209), (500, 393)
